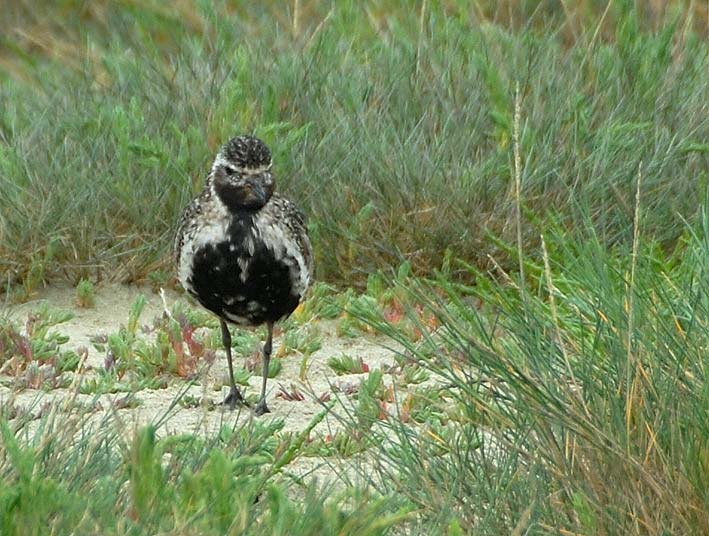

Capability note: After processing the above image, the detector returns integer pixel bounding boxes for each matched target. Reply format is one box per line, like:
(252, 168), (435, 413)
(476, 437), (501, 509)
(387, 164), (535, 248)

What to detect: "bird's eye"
(225, 166), (237, 175)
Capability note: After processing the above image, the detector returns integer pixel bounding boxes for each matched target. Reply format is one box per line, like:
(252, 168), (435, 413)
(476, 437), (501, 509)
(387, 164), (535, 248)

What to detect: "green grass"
(74, 278), (96, 308)
(0, 1), (706, 293)
(340, 209), (709, 533)
(1, 1), (708, 534)
(0, 407), (409, 535)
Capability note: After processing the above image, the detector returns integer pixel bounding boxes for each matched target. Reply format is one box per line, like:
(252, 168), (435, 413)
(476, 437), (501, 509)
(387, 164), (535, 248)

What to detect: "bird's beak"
(247, 181), (267, 205)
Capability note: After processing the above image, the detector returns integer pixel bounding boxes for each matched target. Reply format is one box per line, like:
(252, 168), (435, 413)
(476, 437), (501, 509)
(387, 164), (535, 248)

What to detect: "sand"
(1, 283), (414, 485)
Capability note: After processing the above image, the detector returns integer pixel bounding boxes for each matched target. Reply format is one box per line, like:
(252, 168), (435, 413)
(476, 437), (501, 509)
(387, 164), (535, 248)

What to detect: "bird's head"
(211, 135), (275, 210)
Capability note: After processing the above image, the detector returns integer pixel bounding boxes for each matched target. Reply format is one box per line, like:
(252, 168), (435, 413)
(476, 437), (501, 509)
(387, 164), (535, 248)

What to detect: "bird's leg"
(254, 321), (273, 416)
(220, 319), (246, 409)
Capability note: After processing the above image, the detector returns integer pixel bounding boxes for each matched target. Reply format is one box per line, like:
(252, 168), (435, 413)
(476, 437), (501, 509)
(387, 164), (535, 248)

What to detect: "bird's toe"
(254, 400), (271, 416)
(221, 387), (247, 410)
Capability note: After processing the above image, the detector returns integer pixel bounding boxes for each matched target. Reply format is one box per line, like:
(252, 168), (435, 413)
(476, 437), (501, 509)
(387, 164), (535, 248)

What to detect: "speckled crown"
(221, 135), (272, 170)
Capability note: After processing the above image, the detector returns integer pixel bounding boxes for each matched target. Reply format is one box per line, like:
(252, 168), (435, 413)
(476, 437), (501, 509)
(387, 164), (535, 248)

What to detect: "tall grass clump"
(347, 196), (708, 533)
(0, 2), (707, 293)
(338, 77), (708, 532)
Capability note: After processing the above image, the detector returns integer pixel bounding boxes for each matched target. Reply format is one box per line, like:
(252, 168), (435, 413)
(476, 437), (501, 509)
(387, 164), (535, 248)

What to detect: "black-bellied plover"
(175, 135), (313, 415)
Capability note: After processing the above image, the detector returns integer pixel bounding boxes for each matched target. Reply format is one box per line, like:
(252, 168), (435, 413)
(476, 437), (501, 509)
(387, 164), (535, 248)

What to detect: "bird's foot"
(254, 399), (270, 416)
(221, 386), (247, 410)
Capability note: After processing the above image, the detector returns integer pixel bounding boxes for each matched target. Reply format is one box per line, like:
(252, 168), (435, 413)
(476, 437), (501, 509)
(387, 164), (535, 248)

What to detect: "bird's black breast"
(187, 215), (300, 325)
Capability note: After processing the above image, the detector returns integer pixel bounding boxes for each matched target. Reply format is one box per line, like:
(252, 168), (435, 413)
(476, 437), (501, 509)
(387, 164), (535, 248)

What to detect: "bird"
(174, 134), (313, 416)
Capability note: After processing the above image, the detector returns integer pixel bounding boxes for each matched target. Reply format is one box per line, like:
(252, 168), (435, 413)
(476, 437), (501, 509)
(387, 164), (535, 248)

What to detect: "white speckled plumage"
(175, 187), (313, 300)
(174, 135), (313, 415)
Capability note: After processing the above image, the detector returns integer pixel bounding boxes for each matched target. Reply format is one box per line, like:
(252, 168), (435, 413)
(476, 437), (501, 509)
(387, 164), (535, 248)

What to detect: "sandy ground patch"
(1, 283), (412, 486)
